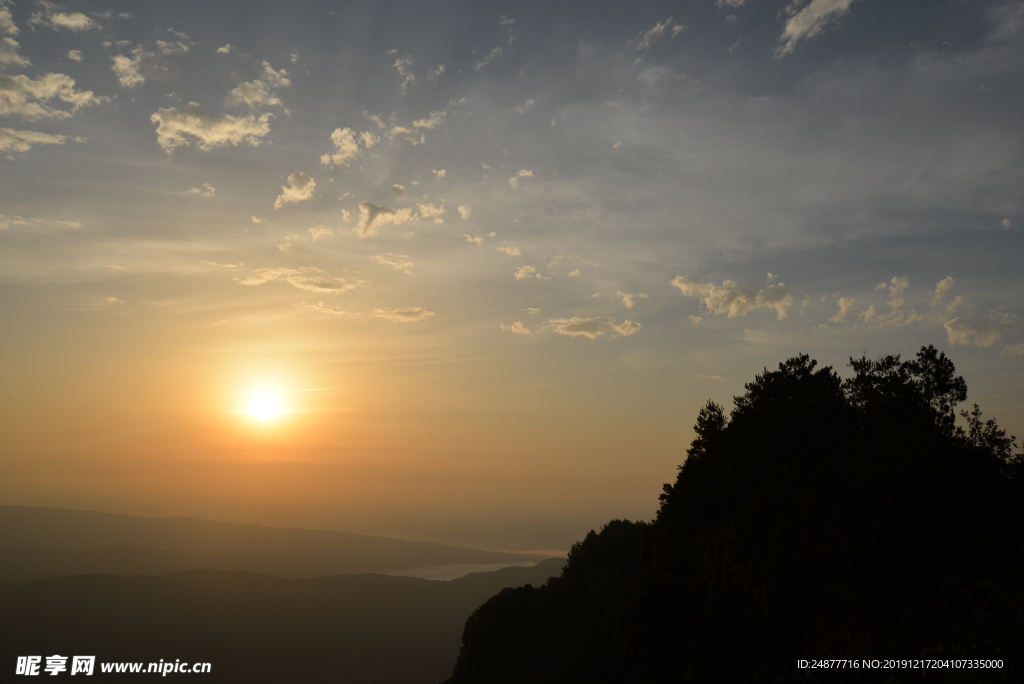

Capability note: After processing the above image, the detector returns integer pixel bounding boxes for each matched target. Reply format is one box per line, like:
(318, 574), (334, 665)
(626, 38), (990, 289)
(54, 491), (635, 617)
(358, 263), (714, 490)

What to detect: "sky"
(1, 0), (1022, 553)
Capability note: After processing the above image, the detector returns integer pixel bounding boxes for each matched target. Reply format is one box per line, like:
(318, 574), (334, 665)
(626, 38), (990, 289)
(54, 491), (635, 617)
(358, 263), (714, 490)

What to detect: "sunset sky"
(2, 0), (1022, 552)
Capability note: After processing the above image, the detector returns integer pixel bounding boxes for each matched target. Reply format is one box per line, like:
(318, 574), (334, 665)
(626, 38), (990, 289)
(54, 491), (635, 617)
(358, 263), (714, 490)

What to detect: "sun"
(247, 390), (283, 420)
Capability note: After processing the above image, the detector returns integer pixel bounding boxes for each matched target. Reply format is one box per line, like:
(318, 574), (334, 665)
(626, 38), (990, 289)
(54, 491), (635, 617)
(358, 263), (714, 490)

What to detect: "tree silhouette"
(444, 347), (1023, 683)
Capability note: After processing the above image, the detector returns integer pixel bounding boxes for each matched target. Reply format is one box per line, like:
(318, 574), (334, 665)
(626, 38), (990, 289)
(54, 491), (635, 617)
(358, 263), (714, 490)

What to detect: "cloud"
(418, 203), (445, 223)
(103, 297), (124, 304)
(274, 172), (316, 209)
(0, 5), (18, 36)
(276, 236), (296, 253)
(251, 216), (262, 223)
(634, 17), (677, 52)
(374, 307), (435, 322)
(427, 64), (445, 81)
(150, 102), (272, 154)
(500, 321), (531, 334)
(186, 182), (215, 197)
(216, 44), (232, 55)
(386, 111), (447, 147)
(260, 61), (290, 88)
(671, 275), (794, 320)
(508, 169), (533, 189)
(432, 168), (446, 179)
(475, 46), (503, 70)
(0, 72), (106, 120)
(392, 55), (415, 95)
(715, 0), (749, 6)
(0, 36), (28, 67)
(285, 275), (366, 294)
(616, 291), (649, 309)
(320, 126), (378, 166)
(52, 220), (85, 229)
(238, 267), (300, 286)
(496, 243), (520, 256)
(224, 80), (281, 109)
(1001, 218), (1012, 229)
(370, 253), (414, 274)
(567, 269), (580, 277)
(514, 265), (537, 280)
(202, 261), (242, 268)
(546, 317), (642, 339)
(944, 313), (1015, 348)
(930, 277), (956, 308)
(391, 184), (405, 197)
(296, 301), (351, 316)
(0, 126), (74, 153)
(67, 49), (83, 62)
(111, 43), (187, 87)
(308, 225), (333, 240)
(457, 204), (472, 220)
(462, 234), (484, 245)
(776, 0), (863, 58)
(829, 296), (857, 323)
(1001, 342), (1024, 358)
(857, 299), (924, 328)
(875, 275), (909, 296)
(524, 307), (541, 314)
(238, 267), (367, 294)
(29, 9), (99, 32)
(355, 201), (414, 237)
(515, 98), (535, 114)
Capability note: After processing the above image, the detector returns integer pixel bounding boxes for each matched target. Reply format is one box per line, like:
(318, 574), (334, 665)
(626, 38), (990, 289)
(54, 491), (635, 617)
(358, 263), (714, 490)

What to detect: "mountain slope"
(0, 558), (565, 684)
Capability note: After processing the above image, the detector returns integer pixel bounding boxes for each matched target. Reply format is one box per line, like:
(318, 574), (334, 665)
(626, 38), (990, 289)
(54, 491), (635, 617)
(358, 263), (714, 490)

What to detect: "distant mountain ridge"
(0, 545), (338, 583)
(0, 558), (567, 684)
(0, 505), (549, 576)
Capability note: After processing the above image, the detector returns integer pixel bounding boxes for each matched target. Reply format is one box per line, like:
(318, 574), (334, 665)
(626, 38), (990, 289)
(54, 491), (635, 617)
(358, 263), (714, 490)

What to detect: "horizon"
(2, 0), (1022, 554)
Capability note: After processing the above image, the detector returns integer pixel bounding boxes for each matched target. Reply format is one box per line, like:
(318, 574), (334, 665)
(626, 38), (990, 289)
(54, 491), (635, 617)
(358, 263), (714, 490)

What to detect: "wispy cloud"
(185, 183), (215, 197)
(500, 321), (531, 334)
(370, 253), (415, 274)
(374, 307), (435, 322)
(546, 317), (641, 339)
(776, 0), (863, 58)
(508, 169), (533, 189)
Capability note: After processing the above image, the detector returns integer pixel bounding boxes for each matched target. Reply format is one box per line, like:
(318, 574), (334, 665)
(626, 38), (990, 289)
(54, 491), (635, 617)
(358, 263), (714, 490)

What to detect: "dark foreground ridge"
(0, 506), (550, 578)
(0, 558), (564, 683)
(443, 347), (1024, 683)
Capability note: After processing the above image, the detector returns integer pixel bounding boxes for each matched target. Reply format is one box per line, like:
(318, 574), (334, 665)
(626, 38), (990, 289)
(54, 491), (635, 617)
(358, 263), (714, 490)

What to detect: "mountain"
(0, 506), (549, 575)
(443, 347), (1024, 683)
(0, 558), (565, 684)
(0, 545), (338, 583)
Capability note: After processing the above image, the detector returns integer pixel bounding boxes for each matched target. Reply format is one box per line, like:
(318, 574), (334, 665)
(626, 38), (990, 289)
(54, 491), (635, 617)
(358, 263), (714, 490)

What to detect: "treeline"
(444, 346), (1024, 682)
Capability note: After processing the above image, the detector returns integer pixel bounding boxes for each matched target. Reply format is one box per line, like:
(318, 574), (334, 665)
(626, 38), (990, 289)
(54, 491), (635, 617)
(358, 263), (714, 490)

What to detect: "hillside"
(0, 558), (565, 684)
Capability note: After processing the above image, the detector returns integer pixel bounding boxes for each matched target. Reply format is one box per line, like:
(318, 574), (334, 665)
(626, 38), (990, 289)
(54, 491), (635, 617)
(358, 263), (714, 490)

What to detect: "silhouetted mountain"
(0, 506), (549, 575)
(0, 558), (565, 684)
(444, 347), (1024, 683)
(0, 545), (335, 583)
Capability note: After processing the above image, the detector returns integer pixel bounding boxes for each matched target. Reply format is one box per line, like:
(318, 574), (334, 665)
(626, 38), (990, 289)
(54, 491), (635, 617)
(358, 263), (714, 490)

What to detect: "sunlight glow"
(248, 391), (283, 420)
